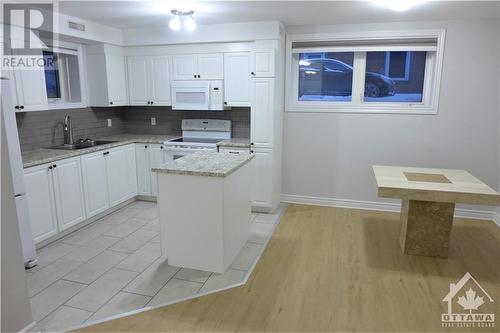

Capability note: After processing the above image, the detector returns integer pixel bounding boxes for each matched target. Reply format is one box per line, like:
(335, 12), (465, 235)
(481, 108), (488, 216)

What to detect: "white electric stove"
(164, 119), (231, 161)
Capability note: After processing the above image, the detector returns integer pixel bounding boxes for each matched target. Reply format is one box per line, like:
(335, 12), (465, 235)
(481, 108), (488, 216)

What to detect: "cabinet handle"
(53, 164), (57, 168)
(160, 146), (163, 149)
(48, 166), (53, 170)
(15, 105), (19, 110)
(224, 101), (227, 105)
(147, 101), (150, 105)
(110, 101), (113, 105)
(103, 151), (109, 156)
(251, 72), (255, 76)
(250, 142), (254, 146)
(145, 145), (148, 148)
(198, 75), (201, 78)
(193, 75), (196, 78)
(228, 151), (239, 154)
(20, 105), (24, 109)
(151, 101), (154, 105)
(250, 150), (254, 153)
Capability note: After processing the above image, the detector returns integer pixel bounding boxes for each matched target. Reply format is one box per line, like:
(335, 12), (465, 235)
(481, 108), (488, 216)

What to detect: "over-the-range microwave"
(171, 80), (224, 111)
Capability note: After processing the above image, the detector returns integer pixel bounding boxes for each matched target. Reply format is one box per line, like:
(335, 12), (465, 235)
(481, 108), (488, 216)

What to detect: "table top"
(373, 166), (500, 205)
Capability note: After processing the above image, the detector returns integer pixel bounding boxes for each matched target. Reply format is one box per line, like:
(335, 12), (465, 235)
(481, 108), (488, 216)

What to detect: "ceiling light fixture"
(373, 0), (428, 12)
(169, 9), (196, 31)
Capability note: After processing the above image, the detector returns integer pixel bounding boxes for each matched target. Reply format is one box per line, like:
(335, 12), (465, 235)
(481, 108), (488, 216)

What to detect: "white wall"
(282, 19), (500, 217)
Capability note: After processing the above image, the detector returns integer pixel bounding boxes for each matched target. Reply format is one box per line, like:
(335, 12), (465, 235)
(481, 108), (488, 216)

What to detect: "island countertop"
(153, 151), (254, 177)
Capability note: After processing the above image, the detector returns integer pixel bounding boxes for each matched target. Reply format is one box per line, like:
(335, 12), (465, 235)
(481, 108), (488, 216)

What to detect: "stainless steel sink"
(50, 140), (118, 150)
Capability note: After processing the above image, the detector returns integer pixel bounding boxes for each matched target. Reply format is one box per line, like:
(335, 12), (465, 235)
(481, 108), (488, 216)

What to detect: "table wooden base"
(399, 199), (455, 258)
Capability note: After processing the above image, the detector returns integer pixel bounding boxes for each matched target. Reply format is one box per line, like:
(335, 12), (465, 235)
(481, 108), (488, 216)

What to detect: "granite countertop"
(22, 134), (180, 168)
(216, 138), (251, 148)
(153, 151), (254, 177)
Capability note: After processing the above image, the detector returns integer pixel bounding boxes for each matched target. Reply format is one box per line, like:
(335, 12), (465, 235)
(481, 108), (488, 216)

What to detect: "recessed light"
(373, 0), (427, 12)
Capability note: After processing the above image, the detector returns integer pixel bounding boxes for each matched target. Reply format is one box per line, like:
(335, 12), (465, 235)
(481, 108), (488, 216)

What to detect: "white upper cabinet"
(86, 45), (128, 107)
(150, 56), (171, 105)
(197, 54), (224, 79)
(106, 55), (128, 106)
(251, 78), (274, 148)
(172, 53), (223, 80)
(128, 56), (171, 106)
(223, 52), (251, 107)
(127, 57), (150, 105)
(251, 49), (275, 78)
(51, 157), (86, 231)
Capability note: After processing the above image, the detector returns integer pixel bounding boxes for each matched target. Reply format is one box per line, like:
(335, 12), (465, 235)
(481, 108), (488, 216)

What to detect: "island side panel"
(222, 162), (252, 270)
(157, 173), (225, 272)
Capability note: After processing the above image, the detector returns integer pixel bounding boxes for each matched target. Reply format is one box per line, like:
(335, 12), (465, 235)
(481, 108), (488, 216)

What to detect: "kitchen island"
(153, 151), (254, 273)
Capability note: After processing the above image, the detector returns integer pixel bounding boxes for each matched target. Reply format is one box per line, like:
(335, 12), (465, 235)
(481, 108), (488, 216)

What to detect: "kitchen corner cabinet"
(127, 56), (171, 106)
(250, 77), (274, 148)
(136, 144), (165, 197)
(251, 49), (275, 78)
(24, 156), (86, 243)
(223, 52), (251, 107)
(172, 53), (223, 80)
(86, 51), (128, 107)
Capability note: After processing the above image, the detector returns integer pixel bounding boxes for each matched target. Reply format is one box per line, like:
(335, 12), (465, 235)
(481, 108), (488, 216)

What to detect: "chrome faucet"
(63, 115), (74, 145)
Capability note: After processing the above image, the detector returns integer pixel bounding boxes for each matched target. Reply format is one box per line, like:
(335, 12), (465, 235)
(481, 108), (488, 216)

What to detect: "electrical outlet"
(107, 119), (112, 127)
(151, 117), (156, 126)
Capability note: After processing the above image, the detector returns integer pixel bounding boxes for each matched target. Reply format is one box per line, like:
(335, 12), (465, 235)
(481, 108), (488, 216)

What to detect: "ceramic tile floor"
(26, 201), (286, 332)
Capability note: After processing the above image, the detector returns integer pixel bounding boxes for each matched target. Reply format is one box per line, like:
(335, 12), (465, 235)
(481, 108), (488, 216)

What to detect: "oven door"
(171, 81), (210, 110)
(164, 146), (217, 161)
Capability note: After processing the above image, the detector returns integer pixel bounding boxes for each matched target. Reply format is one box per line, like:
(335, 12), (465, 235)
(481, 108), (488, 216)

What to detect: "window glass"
(298, 52), (354, 102)
(43, 51), (60, 99)
(364, 51), (426, 103)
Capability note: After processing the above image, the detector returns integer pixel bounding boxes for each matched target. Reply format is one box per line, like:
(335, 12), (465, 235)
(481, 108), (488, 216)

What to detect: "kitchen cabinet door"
(127, 56), (150, 105)
(251, 78), (274, 148)
(51, 157), (86, 231)
(24, 163), (58, 243)
(251, 49), (275, 78)
(148, 144), (165, 196)
(197, 53), (223, 80)
(150, 56), (171, 105)
(106, 54), (128, 106)
(224, 53), (251, 106)
(81, 151), (109, 218)
(106, 146), (131, 206)
(136, 144), (152, 195)
(251, 148), (273, 208)
(12, 52), (48, 111)
(172, 54), (197, 80)
(124, 144), (138, 197)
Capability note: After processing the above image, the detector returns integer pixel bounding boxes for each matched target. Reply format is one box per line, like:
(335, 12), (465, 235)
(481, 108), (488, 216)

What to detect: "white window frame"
(45, 41), (88, 110)
(285, 29), (446, 115)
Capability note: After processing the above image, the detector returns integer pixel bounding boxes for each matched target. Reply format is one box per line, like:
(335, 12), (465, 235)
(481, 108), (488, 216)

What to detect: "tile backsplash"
(16, 107), (126, 151)
(124, 106), (250, 138)
(16, 106), (250, 151)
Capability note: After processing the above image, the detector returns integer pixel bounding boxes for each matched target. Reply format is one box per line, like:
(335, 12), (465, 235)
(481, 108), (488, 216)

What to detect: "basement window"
(43, 42), (85, 109)
(287, 30), (445, 114)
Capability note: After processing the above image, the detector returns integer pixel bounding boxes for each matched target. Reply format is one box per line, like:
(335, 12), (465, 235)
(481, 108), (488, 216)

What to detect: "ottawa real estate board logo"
(441, 272), (495, 328)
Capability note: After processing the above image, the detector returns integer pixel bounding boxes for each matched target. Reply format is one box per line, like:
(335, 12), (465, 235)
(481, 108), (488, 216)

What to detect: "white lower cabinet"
(251, 148), (274, 209)
(106, 145), (135, 206)
(135, 143), (165, 197)
(24, 163), (58, 243)
(81, 151), (110, 218)
(51, 157), (86, 231)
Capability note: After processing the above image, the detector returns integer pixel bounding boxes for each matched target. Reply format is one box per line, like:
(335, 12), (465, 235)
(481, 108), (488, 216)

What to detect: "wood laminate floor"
(78, 204), (499, 332)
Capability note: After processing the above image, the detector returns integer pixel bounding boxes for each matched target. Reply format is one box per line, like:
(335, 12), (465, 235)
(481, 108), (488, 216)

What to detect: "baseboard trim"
(280, 194), (499, 225)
